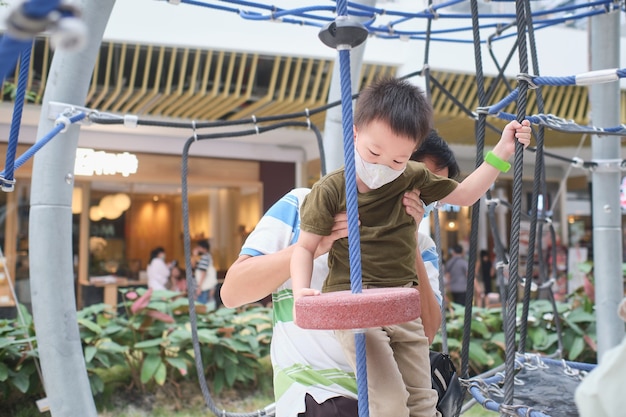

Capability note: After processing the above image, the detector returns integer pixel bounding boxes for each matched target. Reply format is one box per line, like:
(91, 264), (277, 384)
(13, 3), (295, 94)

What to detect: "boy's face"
(353, 119), (416, 171)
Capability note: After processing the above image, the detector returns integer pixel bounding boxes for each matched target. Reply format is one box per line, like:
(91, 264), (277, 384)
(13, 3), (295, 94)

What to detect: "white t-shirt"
(147, 257), (169, 291)
(240, 188), (442, 417)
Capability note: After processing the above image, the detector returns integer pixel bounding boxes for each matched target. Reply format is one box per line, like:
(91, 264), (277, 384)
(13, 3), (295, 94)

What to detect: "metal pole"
(322, 0), (376, 173)
(588, 10), (625, 359)
(29, 1), (116, 415)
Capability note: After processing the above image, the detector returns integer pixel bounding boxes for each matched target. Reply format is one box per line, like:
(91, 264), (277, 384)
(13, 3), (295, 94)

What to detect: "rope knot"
(516, 73), (538, 89)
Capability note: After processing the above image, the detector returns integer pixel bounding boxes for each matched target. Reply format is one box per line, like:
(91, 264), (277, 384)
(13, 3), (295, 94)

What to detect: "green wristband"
(484, 151), (511, 173)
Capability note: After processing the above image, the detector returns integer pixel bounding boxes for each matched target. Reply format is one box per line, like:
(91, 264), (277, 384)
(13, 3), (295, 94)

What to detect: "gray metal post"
(589, 10), (625, 359)
(29, 1), (116, 415)
(322, 0), (376, 173)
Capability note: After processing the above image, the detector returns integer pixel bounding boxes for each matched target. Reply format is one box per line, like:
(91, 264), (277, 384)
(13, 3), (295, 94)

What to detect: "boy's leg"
(390, 319), (441, 417)
(335, 328), (409, 417)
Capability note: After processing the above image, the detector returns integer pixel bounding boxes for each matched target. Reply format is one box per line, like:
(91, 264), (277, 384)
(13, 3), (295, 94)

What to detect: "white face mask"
(354, 146), (405, 190)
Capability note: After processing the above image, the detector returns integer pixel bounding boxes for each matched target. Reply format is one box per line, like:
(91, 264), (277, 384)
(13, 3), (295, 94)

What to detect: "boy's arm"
(440, 119), (531, 206)
(291, 230), (324, 301)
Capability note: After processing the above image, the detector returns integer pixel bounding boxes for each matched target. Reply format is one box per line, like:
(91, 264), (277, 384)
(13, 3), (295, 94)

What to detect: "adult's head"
(451, 244), (464, 255)
(196, 239), (210, 253)
(150, 247), (165, 262)
(411, 130), (460, 180)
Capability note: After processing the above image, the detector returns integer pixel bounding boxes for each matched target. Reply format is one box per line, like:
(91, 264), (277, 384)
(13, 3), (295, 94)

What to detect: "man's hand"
(403, 189), (425, 227)
(314, 212), (353, 258)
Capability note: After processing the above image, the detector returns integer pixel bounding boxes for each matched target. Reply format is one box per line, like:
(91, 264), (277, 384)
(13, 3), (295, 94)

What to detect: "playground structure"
(1, 0), (625, 416)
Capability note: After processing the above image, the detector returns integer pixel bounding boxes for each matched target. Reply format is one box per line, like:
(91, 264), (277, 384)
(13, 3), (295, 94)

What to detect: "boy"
(290, 77), (531, 417)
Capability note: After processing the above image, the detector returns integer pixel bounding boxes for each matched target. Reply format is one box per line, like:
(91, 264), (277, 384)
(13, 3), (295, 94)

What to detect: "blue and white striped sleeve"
(239, 188), (309, 258)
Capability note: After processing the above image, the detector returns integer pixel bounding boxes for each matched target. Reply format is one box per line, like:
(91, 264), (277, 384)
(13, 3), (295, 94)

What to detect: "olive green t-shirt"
(300, 161), (458, 292)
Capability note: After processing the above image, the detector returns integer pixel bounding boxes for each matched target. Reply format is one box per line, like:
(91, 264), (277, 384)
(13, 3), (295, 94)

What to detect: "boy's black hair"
(197, 240), (210, 250)
(354, 77), (433, 145)
(411, 130), (461, 180)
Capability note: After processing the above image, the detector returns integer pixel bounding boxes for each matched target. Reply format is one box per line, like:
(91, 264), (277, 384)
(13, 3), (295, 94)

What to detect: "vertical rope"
(463, 0), (488, 387)
(3, 45), (32, 190)
(503, 0), (531, 410)
(518, 0), (544, 354)
(338, 46), (369, 417)
(333, 0), (368, 413)
(433, 209), (449, 353)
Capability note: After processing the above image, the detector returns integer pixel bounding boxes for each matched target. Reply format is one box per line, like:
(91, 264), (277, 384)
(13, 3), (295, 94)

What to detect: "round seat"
(295, 287), (421, 330)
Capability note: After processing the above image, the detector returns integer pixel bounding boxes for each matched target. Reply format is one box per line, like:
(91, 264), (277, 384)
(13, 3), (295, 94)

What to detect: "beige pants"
(335, 318), (441, 417)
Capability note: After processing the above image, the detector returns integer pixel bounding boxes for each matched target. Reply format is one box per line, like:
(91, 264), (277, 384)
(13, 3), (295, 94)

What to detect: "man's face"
(353, 119), (416, 172)
(420, 156), (449, 178)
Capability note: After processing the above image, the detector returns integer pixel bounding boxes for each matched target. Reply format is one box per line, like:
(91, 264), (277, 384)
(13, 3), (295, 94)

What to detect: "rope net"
(465, 353), (596, 417)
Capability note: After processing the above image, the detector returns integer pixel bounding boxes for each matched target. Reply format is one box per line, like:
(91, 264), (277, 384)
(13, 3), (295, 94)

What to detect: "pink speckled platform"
(295, 287), (421, 330)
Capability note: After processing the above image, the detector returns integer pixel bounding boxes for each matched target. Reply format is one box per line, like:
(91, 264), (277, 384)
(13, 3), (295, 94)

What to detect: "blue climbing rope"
(0, 112), (86, 180)
(2, 46), (32, 191)
(165, 0), (617, 43)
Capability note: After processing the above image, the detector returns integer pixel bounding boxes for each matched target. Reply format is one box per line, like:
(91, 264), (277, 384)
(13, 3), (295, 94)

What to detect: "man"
(445, 244), (469, 306)
(194, 240), (217, 309)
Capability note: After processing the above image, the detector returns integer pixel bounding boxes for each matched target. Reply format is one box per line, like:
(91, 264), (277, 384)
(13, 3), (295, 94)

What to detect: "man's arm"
(221, 248), (295, 308)
(403, 190), (443, 344)
(415, 244), (442, 345)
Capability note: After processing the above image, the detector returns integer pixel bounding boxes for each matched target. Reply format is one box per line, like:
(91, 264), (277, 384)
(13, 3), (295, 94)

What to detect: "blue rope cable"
(166, 0), (616, 43)
(3, 46), (32, 190)
(333, 0), (369, 414)
(0, 112), (86, 179)
(337, 43), (369, 417)
(0, 38), (34, 83)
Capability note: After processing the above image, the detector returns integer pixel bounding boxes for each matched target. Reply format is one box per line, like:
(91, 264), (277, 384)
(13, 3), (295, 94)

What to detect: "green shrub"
(77, 288), (272, 395)
(432, 298), (597, 375)
(0, 305), (43, 402)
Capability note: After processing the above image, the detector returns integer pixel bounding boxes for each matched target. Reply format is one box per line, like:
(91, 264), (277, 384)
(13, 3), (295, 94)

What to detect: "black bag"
(429, 351), (463, 417)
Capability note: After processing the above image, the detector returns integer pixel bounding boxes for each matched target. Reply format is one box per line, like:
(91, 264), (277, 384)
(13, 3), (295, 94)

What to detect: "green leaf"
(213, 370), (224, 394)
(224, 362), (236, 387)
(11, 370), (30, 393)
(89, 373), (105, 395)
(154, 362), (167, 386)
(566, 308), (596, 324)
(134, 339), (165, 349)
(164, 357), (187, 373)
(569, 336), (585, 360)
(94, 351), (111, 368)
(78, 319), (102, 335)
(0, 362), (8, 381)
(140, 354), (163, 384)
(468, 340), (494, 367)
(98, 340), (128, 353)
(197, 329), (219, 344)
(470, 319), (491, 338)
(85, 346), (97, 363)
